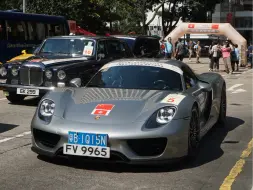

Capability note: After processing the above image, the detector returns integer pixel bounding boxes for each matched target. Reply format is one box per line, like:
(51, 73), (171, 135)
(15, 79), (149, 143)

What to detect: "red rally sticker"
(91, 104), (115, 116)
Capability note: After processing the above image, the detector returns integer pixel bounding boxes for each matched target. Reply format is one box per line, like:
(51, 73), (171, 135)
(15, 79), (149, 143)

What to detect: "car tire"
(217, 84), (227, 126)
(6, 92), (25, 104)
(186, 105), (200, 161)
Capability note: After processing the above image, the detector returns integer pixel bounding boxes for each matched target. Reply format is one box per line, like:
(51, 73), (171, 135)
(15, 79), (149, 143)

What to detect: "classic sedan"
(31, 58), (227, 165)
(0, 35), (133, 103)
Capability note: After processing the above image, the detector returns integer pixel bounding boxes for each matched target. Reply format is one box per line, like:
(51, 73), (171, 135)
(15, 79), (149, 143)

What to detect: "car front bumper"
(0, 82), (55, 96)
(31, 115), (191, 165)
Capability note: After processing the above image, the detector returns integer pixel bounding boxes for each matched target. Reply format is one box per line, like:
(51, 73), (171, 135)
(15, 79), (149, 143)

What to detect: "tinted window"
(182, 66), (197, 89)
(120, 38), (135, 50)
(6, 20), (27, 40)
(86, 66), (183, 91)
(107, 40), (128, 57)
(39, 38), (96, 56)
(0, 20), (5, 40)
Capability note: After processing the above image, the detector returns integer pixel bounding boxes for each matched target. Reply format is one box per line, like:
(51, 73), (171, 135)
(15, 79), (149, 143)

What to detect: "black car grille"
(33, 129), (61, 148)
(127, 138), (167, 157)
(19, 67), (43, 86)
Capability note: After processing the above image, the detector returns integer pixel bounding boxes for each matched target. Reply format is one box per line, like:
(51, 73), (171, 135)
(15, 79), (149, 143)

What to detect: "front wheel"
(6, 92), (25, 104)
(217, 85), (227, 126)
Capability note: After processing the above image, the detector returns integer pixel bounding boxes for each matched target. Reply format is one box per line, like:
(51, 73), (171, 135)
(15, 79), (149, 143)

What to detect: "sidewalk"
(183, 57), (250, 75)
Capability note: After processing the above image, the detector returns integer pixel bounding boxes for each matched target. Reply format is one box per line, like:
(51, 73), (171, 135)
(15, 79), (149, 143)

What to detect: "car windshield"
(86, 66), (183, 91)
(39, 38), (96, 56)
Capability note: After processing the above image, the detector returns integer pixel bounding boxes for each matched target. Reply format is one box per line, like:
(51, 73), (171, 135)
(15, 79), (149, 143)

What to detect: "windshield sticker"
(160, 94), (186, 105)
(100, 61), (183, 75)
(83, 46), (93, 56)
(91, 104), (115, 116)
(88, 42), (93, 46)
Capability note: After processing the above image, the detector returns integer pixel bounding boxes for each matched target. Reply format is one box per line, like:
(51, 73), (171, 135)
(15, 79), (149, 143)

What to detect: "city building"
(212, 0), (252, 42)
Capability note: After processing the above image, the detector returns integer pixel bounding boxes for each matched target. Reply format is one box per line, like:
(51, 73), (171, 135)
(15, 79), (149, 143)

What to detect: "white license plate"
(17, 88), (39, 96)
(63, 143), (110, 158)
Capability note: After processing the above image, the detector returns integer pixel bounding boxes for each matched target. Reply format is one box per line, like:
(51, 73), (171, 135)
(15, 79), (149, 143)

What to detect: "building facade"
(212, 0), (252, 42)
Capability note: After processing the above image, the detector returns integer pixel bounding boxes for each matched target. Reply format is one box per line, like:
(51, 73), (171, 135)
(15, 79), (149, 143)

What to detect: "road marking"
(220, 138), (253, 190)
(0, 131), (31, 144)
(0, 98), (6, 101)
(227, 84), (244, 91)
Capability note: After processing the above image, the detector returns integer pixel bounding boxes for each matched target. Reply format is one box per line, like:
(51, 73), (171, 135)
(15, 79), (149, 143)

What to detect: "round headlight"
(156, 107), (176, 124)
(39, 99), (55, 117)
(57, 70), (66, 80)
(45, 70), (52, 79)
(11, 67), (18, 76)
(0, 67), (7, 77)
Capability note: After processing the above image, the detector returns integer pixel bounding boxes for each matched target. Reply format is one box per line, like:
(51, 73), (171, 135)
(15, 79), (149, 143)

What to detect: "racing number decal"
(160, 94), (186, 105)
(91, 104), (115, 116)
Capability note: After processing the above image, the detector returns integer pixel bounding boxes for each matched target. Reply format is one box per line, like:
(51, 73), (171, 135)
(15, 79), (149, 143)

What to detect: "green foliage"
(0, 0), (222, 34)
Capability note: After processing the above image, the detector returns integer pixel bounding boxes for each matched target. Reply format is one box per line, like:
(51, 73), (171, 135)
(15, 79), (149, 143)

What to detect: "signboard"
(187, 23), (220, 33)
(68, 20), (76, 34)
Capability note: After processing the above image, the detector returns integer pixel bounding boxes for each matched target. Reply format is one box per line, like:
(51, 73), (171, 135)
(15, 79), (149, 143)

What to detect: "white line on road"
(0, 98), (6, 101)
(0, 131), (31, 144)
(227, 84), (244, 91)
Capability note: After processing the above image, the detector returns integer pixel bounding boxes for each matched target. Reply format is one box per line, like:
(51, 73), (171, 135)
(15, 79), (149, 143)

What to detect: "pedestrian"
(209, 41), (215, 71)
(164, 37), (173, 59)
(221, 40), (233, 74)
(231, 44), (240, 71)
(209, 41), (221, 72)
(175, 38), (185, 61)
(188, 40), (194, 61)
(247, 42), (252, 69)
(194, 41), (201, 63)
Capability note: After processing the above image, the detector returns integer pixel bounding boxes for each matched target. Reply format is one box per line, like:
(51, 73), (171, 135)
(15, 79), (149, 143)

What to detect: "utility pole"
(23, 0), (26, 13)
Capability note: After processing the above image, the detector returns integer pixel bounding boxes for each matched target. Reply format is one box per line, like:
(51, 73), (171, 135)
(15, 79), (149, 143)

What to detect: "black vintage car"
(0, 35), (134, 103)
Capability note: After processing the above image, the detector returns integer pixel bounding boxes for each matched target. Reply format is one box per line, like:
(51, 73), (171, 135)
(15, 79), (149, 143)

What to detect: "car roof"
(46, 35), (119, 40)
(104, 58), (187, 70)
(112, 35), (160, 40)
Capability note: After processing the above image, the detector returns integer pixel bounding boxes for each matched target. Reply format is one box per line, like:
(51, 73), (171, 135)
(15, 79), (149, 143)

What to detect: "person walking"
(247, 42), (252, 69)
(194, 41), (201, 63)
(175, 38), (185, 61)
(221, 40), (233, 74)
(188, 40), (194, 61)
(164, 37), (173, 59)
(209, 41), (221, 72)
(231, 44), (240, 71)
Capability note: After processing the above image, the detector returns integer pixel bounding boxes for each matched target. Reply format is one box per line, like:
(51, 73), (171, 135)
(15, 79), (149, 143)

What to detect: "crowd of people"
(161, 37), (253, 75)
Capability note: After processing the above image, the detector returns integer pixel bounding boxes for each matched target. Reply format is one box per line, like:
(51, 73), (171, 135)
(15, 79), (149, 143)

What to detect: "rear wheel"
(6, 92), (25, 104)
(217, 85), (227, 126)
(186, 106), (200, 161)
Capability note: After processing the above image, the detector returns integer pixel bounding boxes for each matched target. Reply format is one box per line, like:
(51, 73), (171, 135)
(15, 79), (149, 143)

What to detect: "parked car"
(113, 35), (161, 58)
(0, 35), (134, 103)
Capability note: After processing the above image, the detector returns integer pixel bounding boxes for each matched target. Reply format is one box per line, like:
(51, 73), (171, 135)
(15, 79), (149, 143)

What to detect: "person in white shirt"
(210, 41), (221, 72)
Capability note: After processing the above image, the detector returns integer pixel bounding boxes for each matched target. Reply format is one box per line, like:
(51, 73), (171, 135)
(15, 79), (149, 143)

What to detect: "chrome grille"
(19, 67), (43, 86)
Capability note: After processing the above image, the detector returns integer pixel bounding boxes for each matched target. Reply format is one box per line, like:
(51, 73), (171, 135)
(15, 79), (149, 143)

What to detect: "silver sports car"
(31, 58), (227, 164)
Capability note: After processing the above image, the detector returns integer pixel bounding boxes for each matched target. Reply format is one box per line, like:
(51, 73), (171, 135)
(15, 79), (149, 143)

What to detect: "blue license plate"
(68, 131), (108, 147)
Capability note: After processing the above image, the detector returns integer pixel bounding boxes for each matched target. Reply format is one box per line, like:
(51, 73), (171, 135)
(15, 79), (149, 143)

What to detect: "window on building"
(36, 23), (46, 40)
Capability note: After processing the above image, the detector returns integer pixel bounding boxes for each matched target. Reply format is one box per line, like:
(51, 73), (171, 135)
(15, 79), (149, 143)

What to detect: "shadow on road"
(8, 97), (41, 107)
(0, 123), (18, 133)
(37, 116), (244, 173)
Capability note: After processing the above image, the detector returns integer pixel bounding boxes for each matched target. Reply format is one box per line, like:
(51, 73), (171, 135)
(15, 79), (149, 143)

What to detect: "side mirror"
(69, 78), (81, 87)
(97, 53), (105, 61)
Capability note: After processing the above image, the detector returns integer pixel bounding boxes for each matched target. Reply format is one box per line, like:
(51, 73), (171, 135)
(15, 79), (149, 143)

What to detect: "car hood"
(55, 88), (179, 125)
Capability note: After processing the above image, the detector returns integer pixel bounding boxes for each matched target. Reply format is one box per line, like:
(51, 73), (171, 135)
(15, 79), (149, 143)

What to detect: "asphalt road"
(0, 60), (252, 190)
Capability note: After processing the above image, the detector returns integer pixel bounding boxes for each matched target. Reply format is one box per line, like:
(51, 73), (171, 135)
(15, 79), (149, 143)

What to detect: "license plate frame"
(63, 131), (110, 158)
(17, 88), (39, 96)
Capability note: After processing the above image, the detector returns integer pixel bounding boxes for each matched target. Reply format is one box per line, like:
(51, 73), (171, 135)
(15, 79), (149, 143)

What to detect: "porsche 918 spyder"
(31, 58), (227, 165)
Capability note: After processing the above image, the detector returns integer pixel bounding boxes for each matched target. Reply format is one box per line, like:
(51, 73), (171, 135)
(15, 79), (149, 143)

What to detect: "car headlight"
(39, 99), (55, 122)
(156, 107), (176, 124)
(11, 67), (18, 76)
(0, 66), (7, 77)
(57, 70), (66, 80)
(45, 70), (52, 79)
